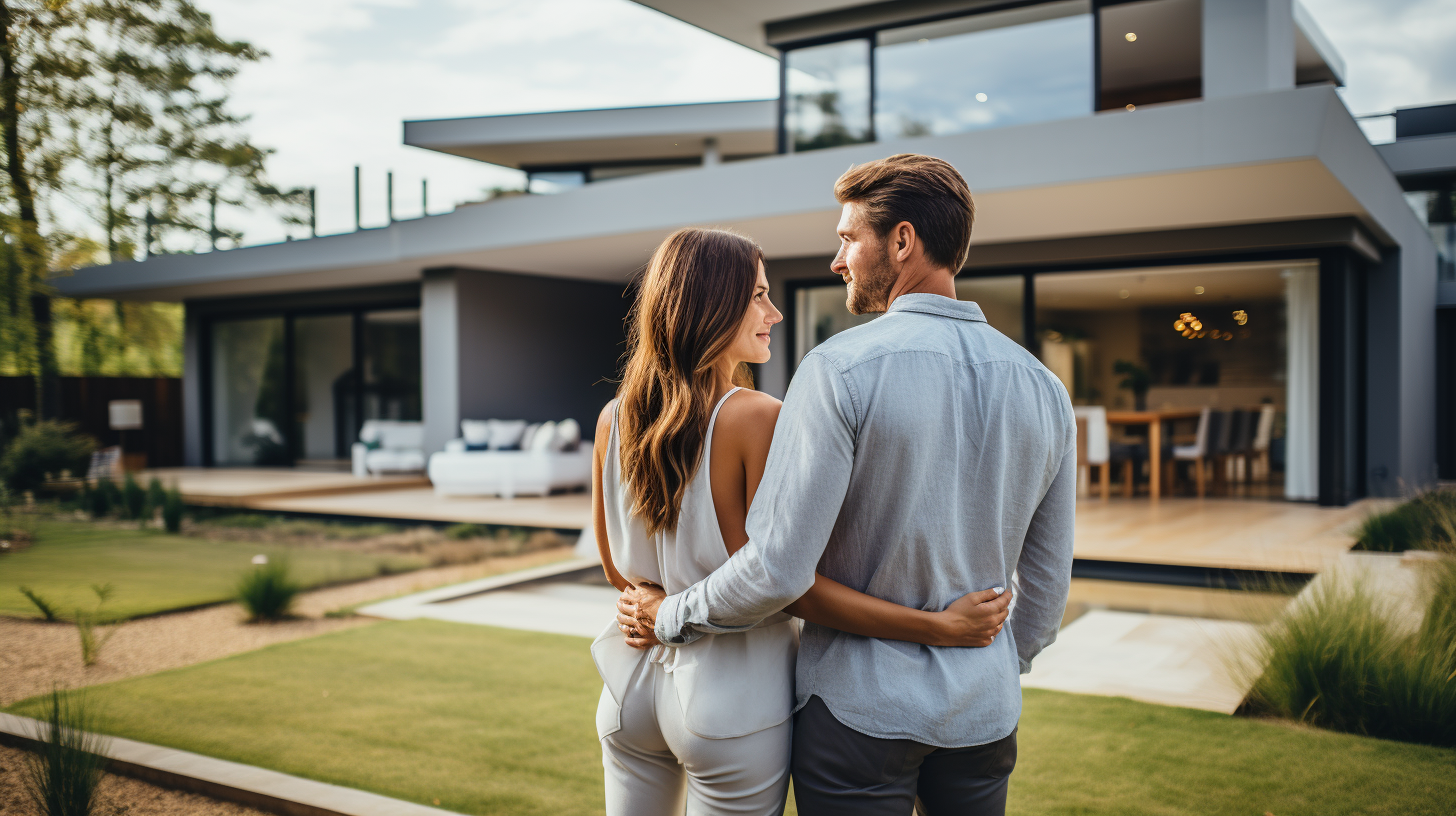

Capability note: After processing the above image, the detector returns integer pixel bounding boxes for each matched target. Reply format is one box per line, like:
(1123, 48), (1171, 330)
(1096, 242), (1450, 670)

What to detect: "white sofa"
(427, 418), (590, 498)
(351, 420), (426, 476)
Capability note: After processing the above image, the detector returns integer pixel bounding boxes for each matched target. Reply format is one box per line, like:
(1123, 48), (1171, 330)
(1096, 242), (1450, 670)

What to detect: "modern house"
(52, 0), (1450, 506)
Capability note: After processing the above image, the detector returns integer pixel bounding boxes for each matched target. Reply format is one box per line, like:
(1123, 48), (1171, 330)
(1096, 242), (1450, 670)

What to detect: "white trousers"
(598, 660), (791, 816)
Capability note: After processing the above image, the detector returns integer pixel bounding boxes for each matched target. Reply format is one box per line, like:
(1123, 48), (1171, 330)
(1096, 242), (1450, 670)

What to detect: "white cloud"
(197, 0), (777, 245)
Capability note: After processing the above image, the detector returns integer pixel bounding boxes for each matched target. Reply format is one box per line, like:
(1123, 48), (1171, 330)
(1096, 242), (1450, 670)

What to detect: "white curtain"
(1284, 268), (1319, 500)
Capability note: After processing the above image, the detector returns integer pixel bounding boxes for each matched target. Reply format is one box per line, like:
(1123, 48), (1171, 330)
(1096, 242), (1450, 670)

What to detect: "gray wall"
(423, 267), (629, 452)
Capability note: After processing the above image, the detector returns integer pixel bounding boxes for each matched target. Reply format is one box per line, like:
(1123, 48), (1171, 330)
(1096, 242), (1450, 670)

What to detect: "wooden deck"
(146, 468), (1377, 573)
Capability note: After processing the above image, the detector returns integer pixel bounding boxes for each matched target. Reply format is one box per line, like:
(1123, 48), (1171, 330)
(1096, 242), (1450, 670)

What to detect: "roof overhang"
(1376, 132), (1456, 184)
(54, 86), (1417, 303)
(403, 100), (776, 169)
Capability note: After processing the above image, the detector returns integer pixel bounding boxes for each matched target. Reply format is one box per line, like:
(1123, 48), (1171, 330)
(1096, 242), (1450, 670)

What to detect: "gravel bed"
(0, 743), (270, 816)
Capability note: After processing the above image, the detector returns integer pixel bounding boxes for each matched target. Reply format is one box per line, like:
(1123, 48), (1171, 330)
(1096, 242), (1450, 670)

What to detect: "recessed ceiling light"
(1125, 32), (1137, 42)
(1194, 286), (1205, 295)
(1119, 289), (1130, 299)
(976, 92), (988, 102)
(1125, 104), (1136, 111)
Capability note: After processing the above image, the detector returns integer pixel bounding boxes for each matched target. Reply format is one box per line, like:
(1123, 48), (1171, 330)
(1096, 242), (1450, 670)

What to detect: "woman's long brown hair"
(617, 228), (761, 536)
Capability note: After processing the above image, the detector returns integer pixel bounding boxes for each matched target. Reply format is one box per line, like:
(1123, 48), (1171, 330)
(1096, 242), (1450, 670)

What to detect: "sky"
(197, 0), (1456, 248)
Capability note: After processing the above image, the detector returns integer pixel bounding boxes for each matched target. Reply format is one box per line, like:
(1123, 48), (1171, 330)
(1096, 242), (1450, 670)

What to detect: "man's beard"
(845, 240), (896, 316)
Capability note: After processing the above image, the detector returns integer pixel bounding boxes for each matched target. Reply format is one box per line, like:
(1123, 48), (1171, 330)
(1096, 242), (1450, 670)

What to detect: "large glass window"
(362, 309), (421, 422)
(211, 317), (289, 466)
(785, 38), (873, 152)
(875, 1), (1093, 139)
(293, 314), (354, 461)
(1097, 0), (1202, 110)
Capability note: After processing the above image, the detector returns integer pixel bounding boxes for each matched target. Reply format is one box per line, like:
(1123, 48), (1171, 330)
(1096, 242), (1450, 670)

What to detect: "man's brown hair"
(833, 153), (975, 272)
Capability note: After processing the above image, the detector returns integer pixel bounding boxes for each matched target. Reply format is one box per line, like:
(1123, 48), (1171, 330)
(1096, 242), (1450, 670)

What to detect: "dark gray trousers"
(791, 696), (1017, 816)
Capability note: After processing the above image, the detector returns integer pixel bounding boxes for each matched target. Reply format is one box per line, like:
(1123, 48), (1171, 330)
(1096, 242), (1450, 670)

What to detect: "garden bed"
(0, 743), (269, 816)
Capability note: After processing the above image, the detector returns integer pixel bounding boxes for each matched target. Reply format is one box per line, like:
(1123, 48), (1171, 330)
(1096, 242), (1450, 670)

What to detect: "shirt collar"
(886, 293), (987, 323)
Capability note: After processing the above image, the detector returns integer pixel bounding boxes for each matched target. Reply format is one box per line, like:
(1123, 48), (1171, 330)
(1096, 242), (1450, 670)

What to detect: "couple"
(589, 153), (1075, 816)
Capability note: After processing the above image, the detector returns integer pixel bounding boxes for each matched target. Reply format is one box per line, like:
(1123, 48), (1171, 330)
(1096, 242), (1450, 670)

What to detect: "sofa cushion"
(529, 421), (557, 453)
(554, 418), (582, 452)
(488, 419), (529, 450)
(521, 422), (543, 451)
(461, 419), (490, 447)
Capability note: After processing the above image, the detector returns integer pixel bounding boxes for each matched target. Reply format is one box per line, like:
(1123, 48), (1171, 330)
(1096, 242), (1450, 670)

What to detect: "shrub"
(119, 473), (145, 520)
(446, 522), (488, 540)
(0, 421), (95, 493)
(22, 689), (110, 816)
(162, 486), (184, 533)
(1355, 489), (1456, 553)
(19, 585), (61, 621)
(237, 558), (300, 621)
(145, 477), (166, 519)
(1243, 561), (1456, 747)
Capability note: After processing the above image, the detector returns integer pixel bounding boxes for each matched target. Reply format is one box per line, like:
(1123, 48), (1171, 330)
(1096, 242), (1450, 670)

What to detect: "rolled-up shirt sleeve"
(655, 352), (858, 645)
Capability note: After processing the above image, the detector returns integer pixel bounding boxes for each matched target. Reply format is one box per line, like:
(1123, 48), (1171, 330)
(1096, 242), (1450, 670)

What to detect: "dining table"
(1103, 408), (1204, 499)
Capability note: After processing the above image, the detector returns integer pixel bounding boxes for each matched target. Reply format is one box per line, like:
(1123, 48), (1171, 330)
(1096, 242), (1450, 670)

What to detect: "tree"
(67, 0), (305, 257)
(0, 0), (302, 399)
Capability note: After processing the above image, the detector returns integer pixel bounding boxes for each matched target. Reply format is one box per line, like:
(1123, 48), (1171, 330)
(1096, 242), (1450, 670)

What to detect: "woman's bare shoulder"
(715, 389), (781, 445)
(593, 399), (616, 454)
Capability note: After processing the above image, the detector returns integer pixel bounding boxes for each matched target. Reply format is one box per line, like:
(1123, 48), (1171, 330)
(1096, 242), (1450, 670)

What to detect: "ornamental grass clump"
(1244, 559), (1456, 747)
(1355, 488), (1456, 553)
(237, 557), (300, 621)
(22, 689), (110, 816)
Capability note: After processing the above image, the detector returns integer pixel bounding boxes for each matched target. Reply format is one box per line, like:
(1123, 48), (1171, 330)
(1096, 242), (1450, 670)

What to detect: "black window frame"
(198, 297), (420, 467)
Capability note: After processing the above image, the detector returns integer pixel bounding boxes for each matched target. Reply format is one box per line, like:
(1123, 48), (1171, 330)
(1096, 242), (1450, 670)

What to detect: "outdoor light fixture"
(1233, 309), (1248, 325)
(1125, 32), (1137, 41)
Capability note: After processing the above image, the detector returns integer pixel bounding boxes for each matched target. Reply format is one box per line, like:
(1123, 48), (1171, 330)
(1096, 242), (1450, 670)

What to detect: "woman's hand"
(615, 583), (663, 650)
(932, 586), (1013, 648)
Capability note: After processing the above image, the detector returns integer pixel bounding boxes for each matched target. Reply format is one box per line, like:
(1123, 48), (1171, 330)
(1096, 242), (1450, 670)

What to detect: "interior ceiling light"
(1194, 285), (1205, 295)
(976, 92), (988, 102)
(1125, 104), (1136, 111)
(1118, 289), (1130, 299)
(1125, 32), (1137, 41)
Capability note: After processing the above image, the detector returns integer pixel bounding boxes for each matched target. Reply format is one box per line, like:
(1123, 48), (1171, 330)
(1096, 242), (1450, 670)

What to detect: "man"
(624, 153), (1075, 815)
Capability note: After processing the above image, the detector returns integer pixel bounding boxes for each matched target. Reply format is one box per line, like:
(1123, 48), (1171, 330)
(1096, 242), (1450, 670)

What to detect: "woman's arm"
(715, 393), (1009, 649)
(593, 401), (630, 593)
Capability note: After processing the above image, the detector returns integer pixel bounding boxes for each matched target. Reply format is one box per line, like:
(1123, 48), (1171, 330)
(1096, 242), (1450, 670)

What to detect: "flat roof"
(53, 86), (1420, 303)
(404, 99), (776, 169)
(633, 0), (1343, 86)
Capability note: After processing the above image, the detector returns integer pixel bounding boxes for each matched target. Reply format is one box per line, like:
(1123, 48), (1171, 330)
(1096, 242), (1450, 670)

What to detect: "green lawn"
(7, 620), (1455, 816)
(0, 520), (426, 621)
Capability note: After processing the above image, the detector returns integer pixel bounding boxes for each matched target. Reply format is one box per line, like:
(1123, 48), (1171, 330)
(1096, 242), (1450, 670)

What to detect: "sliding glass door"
(206, 305), (420, 467)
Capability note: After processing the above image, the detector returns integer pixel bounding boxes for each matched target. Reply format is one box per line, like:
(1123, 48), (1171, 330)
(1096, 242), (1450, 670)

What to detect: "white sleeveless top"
(592, 387), (798, 739)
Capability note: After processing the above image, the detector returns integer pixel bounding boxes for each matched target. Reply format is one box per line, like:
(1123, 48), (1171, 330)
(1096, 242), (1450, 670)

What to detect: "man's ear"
(892, 221), (916, 263)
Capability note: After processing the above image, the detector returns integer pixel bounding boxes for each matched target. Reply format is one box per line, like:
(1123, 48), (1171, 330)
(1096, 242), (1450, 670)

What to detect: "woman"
(591, 228), (1006, 815)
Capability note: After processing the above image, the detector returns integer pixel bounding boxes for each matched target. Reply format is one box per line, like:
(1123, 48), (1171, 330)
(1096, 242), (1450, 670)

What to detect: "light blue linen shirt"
(653, 293), (1076, 748)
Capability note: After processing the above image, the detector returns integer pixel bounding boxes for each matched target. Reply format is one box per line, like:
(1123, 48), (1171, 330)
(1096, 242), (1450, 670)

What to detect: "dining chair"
(1172, 408), (1218, 498)
(1072, 407), (1111, 500)
(1249, 404), (1276, 482)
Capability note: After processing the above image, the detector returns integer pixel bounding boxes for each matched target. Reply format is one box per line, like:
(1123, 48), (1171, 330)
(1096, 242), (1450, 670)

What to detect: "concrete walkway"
(0, 713), (468, 816)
